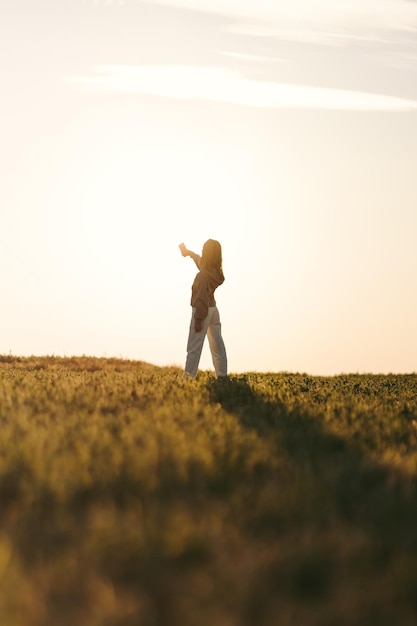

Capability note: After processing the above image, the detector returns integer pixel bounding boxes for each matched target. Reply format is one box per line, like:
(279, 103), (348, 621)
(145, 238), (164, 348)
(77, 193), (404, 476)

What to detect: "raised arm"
(187, 250), (201, 269)
(179, 243), (201, 269)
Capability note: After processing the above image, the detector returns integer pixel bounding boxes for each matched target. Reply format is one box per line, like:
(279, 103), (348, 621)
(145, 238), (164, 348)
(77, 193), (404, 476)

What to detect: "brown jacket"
(189, 253), (224, 325)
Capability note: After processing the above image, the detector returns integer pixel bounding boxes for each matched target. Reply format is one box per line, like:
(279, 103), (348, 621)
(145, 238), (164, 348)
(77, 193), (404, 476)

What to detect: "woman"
(180, 239), (228, 378)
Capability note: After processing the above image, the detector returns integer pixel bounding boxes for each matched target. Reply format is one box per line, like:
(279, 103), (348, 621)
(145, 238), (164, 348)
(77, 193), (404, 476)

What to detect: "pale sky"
(1, 0), (416, 374)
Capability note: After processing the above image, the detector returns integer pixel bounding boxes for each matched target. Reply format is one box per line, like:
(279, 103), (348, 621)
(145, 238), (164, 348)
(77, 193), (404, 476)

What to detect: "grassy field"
(0, 355), (416, 626)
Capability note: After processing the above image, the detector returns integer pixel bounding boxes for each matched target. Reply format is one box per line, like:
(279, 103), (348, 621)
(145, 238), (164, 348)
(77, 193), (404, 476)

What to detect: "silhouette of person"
(179, 239), (228, 378)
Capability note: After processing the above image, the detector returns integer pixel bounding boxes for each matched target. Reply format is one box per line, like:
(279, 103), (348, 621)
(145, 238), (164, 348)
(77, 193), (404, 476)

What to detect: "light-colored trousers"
(184, 306), (227, 378)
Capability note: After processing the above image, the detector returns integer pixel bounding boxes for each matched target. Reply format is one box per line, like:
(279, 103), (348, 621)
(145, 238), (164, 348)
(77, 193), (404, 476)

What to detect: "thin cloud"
(93, 0), (126, 5)
(221, 51), (286, 64)
(225, 21), (394, 46)
(70, 65), (417, 111)
(146, 0), (417, 43)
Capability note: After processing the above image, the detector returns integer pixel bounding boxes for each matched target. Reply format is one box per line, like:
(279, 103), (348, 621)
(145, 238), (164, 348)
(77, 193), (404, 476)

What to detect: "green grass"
(0, 355), (417, 625)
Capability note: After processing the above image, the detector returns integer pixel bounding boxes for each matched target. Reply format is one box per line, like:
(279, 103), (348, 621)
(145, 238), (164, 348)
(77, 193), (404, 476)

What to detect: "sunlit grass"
(0, 356), (416, 625)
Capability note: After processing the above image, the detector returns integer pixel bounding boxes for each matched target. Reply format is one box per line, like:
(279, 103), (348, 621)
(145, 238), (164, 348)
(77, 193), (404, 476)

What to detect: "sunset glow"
(2, 0), (417, 374)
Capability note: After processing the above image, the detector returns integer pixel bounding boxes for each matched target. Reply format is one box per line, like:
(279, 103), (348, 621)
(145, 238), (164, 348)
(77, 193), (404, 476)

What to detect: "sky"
(1, 0), (417, 375)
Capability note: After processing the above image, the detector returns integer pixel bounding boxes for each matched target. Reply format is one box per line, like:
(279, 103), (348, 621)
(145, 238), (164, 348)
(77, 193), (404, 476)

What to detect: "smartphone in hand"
(179, 243), (187, 256)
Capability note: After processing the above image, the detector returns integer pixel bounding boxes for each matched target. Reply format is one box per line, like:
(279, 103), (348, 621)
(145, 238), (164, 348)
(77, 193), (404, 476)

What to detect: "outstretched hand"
(179, 243), (188, 257)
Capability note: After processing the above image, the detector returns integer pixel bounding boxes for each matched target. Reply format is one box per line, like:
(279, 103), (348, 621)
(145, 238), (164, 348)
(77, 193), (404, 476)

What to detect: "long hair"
(200, 239), (223, 273)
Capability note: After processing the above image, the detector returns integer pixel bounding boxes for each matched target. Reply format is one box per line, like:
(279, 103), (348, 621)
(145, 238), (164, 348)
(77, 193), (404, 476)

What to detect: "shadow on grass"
(209, 374), (417, 538)
(208, 375), (417, 624)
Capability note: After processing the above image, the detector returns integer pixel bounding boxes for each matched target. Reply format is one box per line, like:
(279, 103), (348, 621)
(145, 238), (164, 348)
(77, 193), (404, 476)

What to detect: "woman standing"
(179, 239), (228, 378)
